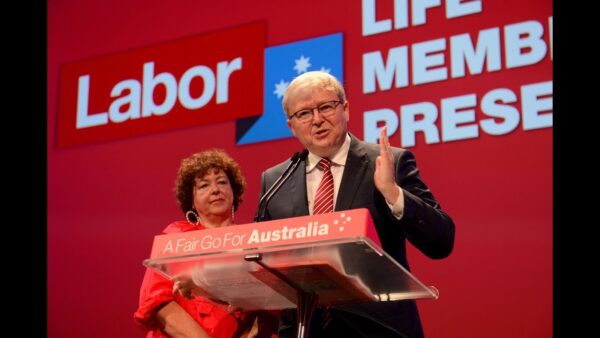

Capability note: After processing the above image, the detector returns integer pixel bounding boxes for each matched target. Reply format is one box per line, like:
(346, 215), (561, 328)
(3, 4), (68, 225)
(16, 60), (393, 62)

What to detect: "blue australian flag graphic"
(236, 33), (343, 145)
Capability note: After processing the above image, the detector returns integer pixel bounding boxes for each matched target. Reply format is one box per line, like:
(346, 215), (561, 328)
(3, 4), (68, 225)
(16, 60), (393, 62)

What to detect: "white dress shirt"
(306, 134), (404, 218)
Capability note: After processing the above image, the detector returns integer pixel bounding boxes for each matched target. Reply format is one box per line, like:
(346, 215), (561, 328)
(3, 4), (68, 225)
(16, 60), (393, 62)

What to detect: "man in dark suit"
(258, 71), (455, 338)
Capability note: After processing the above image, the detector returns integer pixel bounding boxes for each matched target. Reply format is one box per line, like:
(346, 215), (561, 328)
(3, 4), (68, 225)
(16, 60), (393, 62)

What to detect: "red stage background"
(48, 0), (552, 337)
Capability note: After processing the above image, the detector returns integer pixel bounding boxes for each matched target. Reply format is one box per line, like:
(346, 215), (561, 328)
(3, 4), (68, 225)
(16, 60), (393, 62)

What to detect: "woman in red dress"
(133, 149), (275, 338)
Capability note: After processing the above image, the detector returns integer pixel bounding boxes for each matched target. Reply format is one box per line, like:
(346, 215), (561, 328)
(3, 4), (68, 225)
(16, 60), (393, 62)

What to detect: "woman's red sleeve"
(133, 267), (174, 331)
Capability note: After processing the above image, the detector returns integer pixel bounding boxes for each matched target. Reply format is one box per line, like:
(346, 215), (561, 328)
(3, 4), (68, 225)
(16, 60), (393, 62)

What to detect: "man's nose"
(312, 109), (324, 124)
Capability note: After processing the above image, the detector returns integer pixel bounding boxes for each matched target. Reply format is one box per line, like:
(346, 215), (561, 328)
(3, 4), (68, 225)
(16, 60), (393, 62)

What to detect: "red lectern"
(143, 209), (439, 337)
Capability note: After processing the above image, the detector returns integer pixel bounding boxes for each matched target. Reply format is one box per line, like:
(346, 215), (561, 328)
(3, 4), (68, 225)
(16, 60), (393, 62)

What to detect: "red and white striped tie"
(313, 158), (334, 215)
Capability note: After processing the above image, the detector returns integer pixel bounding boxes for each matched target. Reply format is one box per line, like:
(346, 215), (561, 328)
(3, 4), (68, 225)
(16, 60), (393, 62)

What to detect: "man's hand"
(374, 126), (400, 204)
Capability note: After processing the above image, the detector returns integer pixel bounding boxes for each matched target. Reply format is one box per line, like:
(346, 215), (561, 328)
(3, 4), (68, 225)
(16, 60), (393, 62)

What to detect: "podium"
(143, 209), (439, 337)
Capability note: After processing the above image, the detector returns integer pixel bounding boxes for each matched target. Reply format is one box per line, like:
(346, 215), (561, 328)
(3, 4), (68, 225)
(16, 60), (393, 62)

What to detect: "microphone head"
(289, 149), (308, 162)
(289, 151), (301, 161)
(290, 149), (307, 162)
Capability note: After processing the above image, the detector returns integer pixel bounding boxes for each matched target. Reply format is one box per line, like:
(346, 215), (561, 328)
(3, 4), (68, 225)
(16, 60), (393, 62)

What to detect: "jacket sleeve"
(395, 149), (455, 259)
(133, 267), (175, 331)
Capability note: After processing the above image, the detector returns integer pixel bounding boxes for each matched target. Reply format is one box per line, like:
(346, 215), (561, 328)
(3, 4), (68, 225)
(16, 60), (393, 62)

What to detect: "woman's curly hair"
(175, 149), (246, 214)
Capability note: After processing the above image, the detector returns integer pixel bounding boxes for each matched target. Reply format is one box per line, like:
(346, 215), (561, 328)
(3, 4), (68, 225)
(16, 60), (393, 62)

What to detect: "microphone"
(254, 150), (307, 222)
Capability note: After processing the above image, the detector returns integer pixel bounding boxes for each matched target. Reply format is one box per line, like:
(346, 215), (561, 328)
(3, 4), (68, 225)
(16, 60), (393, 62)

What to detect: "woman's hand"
(173, 276), (197, 299)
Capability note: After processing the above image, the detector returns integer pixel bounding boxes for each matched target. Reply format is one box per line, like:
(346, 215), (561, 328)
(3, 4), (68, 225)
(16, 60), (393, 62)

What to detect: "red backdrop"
(48, 0), (552, 337)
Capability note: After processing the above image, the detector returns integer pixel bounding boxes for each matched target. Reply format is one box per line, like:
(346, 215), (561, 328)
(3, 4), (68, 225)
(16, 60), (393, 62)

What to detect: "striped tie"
(313, 159), (334, 215)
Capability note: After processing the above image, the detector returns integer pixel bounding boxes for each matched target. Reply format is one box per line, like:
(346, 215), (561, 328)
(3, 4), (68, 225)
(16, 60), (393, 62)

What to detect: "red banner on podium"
(150, 209), (381, 259)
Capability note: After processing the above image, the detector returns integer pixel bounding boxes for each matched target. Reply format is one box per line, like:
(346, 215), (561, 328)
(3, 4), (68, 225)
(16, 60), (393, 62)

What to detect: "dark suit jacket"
(259, 134), (455, 338)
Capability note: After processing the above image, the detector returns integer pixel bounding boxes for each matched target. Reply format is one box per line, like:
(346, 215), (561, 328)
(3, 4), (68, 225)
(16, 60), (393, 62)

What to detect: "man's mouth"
(314, 129), (329, 137)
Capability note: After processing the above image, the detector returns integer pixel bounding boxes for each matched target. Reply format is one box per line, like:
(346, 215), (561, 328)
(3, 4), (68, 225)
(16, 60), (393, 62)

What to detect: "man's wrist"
(385, 186), (405, 220)
(383, 184), (400, 204)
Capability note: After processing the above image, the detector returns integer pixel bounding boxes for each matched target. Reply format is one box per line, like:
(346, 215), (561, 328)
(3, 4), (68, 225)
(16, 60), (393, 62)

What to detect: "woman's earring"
(186, 209), (200, 225)
(231, 206), (235, 224)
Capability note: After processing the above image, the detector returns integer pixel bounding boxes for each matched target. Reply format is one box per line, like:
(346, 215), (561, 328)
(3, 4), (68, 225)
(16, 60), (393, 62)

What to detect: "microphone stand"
(251, 150), (314, 336)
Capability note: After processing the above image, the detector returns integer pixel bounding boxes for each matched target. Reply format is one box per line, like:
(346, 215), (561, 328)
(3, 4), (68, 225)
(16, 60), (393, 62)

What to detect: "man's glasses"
(288, 100), (343, 123)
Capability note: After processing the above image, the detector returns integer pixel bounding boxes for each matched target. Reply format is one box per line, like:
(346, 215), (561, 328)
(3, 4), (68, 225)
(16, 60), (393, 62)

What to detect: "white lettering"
(522, 81), (552, 130)
(480, 88), (519, 135)
(248, 230), (260, 244)
(412, 0), (442, 26)
(548, 16), (553, 60)
(505, 21), (547, 69)
(216, 57), (242, 103)
(362, 19), (551, 94)
(363, 47), (408, 93)
(441, 94), (478, 142)
(178, 65), (215, 109)
(223, 232), (245, 247)
(400, 102), (440, 147)
(162, 240), (173, 254)
(446, 0), (482, 19)
(364, 109), (399, 144)
(76, 75), (108, 129)
(176, 238), (186, 252)
(361, 0), (483, 37)
(394, 0), (409, 29)
(412, 38), (447, 85)
(142, 62), (177, 117)
(450, 28), (501, 78)
(109, 79), (141, 123)
(362, 80), (553, 147)
(362, 0), (392, 36)
(246, 224), (329, 244)
(74, 58), (242, 128)
(201, 235), (223, 250)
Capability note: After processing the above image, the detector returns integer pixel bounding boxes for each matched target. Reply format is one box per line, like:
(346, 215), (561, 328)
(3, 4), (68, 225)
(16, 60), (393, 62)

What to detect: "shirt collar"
(306, 133), (351, 173)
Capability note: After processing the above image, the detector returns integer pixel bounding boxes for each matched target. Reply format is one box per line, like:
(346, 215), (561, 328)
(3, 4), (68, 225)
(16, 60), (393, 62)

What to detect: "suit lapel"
(290, 158), (309, 216)
(336, 135), (369, 211)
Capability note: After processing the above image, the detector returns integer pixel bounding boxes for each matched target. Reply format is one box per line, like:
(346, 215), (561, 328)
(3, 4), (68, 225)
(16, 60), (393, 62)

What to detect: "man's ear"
(287, 119), (297, 137)
(343, 101), (350, 122)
